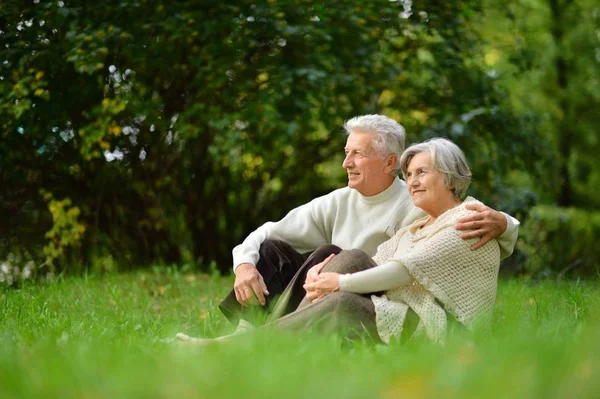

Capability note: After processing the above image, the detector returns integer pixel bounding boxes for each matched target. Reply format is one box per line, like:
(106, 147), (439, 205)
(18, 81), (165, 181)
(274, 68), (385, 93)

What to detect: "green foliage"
(2, 0), (522, 273)
(0, 0), (597, 277)
(40, 192), (86, 271)
(1, 273), (600, 397)
(519, 206), (600, 279)
(477, 0), (600, 208)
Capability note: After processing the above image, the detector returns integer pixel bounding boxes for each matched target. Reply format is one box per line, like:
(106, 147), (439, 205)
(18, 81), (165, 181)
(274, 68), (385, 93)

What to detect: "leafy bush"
(42, 193), (86, 270)
(519, 206), (600, 279)
(0, 0), (545, 275)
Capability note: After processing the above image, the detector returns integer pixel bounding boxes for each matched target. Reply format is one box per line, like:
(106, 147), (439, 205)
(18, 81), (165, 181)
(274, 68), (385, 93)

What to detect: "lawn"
(1, 268), (599, 398)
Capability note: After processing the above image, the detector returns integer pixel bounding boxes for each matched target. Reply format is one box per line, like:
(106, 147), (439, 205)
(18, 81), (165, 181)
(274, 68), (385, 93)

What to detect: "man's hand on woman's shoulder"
(454, 203), (508, 250)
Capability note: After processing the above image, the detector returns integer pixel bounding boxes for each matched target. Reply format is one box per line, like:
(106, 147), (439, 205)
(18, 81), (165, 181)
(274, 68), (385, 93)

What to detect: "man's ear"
(384, 154), (398, 174)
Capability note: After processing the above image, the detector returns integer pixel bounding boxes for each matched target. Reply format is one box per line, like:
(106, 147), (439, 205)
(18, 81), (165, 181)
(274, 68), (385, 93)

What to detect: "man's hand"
(233, 263), (269, 307)
(303, 272), (340, 302)
(305, 253), (337, 285)
(455, 203), (508, 250)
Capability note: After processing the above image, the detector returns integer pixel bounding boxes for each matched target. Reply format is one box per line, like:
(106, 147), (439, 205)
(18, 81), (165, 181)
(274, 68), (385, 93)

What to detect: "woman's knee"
(322, 249), (373, 274)
(347, 249), (372, 262)
(311, 244), (342, 259)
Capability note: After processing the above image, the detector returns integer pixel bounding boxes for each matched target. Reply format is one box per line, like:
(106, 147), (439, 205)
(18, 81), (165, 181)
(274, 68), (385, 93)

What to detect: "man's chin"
(347, 182), (365, 194)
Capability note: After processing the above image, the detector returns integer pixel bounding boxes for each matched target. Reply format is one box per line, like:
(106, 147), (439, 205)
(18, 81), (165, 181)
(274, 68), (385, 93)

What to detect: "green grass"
(1, 269), (599, 398)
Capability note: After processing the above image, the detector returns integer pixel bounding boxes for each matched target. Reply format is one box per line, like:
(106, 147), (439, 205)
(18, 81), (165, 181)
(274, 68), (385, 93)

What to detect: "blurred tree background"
(1, 0), (598, 282)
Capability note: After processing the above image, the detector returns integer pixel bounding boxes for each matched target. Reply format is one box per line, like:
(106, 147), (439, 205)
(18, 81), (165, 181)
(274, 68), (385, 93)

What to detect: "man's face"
(342, 130), (395, 196)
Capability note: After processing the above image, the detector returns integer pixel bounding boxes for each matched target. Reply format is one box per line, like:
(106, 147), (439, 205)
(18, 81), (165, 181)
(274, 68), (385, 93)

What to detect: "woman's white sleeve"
(338, 260), (414, 293)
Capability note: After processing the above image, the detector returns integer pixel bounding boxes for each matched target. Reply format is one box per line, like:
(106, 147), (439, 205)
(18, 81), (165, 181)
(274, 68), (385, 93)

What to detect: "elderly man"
(218, 114), (519, 325)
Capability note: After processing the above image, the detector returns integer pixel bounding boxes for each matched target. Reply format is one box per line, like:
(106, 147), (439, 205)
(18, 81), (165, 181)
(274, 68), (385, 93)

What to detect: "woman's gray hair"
(400, 138), (472, 198)
(343, 114), (406, 174)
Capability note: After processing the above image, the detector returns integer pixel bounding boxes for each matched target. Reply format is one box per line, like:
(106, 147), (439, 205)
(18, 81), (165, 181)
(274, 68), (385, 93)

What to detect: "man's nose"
(342, 155), (353, 168)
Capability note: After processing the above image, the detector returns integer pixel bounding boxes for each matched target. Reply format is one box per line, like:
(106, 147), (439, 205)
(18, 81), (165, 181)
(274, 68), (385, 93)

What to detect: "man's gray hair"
(400, 138), (472, 198)
(343, 114), (406, 174)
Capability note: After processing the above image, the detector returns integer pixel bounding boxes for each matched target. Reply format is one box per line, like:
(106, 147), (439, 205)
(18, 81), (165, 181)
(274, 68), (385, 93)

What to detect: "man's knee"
(259, 239), (286, 256)
(257, 239), (299, 269)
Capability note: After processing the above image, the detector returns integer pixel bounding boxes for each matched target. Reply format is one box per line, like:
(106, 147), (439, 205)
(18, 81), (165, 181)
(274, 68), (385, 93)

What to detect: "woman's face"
(405, 151), (453, 215)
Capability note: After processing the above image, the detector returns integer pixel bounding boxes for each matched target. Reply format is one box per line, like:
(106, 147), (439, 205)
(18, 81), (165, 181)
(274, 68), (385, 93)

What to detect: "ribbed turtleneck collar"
(358, 177), (405, 204)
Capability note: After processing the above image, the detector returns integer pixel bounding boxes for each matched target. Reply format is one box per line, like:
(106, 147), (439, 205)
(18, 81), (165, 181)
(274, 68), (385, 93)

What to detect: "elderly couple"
(177, 114), (518, 345)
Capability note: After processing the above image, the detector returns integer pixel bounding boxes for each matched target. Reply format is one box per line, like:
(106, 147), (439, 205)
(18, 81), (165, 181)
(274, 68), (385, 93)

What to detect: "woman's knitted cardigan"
(371, 197), (501, 344)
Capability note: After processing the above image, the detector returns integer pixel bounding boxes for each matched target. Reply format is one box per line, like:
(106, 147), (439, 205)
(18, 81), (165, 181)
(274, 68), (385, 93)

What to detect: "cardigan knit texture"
(370, 197), (501, 344)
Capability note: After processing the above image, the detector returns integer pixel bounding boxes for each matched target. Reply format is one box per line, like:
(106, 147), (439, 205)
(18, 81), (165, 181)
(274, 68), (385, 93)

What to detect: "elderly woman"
(178, 138), (503, 345)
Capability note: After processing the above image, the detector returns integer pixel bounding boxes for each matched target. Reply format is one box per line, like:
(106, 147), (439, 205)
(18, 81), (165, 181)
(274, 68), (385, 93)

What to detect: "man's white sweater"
(232, 177), (519, 271)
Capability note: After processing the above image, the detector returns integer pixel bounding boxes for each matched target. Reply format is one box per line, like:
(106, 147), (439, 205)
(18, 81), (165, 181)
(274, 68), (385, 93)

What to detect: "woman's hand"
(303, 272), (340, 302)
(305, 253), (336, 285)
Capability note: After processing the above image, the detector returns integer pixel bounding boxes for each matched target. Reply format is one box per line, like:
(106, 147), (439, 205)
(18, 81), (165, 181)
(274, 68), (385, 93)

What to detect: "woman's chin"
(412, 199), (432, 214)
(412, 197), (426, 207)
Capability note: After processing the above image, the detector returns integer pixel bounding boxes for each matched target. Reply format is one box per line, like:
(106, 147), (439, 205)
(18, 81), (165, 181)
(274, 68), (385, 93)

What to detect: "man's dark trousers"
(218, 240), (342, 325)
